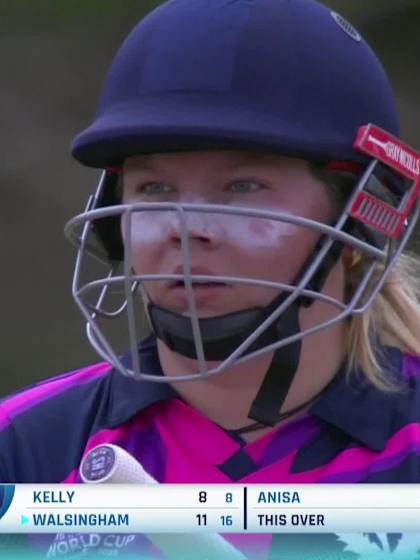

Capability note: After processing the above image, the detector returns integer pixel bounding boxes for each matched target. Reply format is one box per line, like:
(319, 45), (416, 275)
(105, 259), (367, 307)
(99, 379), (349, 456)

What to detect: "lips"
(169, 283), (230, 309)
(166, 266), (230, 307)
(171, 280), (226, 287)
(168, 266), (227, 288)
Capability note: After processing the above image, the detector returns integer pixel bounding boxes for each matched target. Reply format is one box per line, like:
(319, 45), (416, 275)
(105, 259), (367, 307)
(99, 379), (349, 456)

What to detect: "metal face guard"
(65, 125), (420, 382)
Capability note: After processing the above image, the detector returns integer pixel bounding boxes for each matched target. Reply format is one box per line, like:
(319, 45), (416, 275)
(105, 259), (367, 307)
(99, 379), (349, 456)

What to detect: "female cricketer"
(1, 0), (420, 558)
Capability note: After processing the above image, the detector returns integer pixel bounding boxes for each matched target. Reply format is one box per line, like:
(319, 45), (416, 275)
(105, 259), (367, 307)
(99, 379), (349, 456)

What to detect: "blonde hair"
(346, 251), (420, 391)
(311, 164), (420, 391)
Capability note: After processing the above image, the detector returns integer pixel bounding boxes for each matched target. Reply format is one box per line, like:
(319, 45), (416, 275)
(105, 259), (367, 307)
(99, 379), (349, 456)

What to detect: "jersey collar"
(309, 345), (402, 452)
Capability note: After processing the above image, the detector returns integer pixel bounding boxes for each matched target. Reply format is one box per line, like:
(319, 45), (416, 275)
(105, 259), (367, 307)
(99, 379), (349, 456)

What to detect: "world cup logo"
(0, 485), (15, 521)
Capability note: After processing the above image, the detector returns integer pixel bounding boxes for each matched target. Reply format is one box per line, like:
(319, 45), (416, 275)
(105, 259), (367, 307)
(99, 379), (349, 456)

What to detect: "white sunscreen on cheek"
(236, 217), (297, 253)
(122, 210), (179, 246)
(123, 207), (299, 253)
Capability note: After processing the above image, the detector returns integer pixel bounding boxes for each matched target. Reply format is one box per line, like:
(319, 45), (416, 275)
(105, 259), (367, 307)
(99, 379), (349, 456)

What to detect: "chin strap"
(247, 300), (302, 426)
(244, 238), (343, 427)
(148, 238), (343, 428)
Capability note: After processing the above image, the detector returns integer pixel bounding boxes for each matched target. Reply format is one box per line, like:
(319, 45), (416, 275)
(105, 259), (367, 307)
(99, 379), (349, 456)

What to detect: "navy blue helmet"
(72, 0), (399, 168)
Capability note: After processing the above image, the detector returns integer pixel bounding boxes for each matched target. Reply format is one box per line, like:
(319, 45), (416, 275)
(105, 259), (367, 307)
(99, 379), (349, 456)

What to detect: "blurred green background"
(1, 0), (419, 395)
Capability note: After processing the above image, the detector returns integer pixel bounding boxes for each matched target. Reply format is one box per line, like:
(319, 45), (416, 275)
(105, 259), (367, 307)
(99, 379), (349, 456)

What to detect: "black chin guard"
(148, 291), (289, 362)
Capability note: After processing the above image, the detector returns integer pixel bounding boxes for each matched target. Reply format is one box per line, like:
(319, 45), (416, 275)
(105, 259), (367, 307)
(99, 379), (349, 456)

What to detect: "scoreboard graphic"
(1, 484), (420, 534)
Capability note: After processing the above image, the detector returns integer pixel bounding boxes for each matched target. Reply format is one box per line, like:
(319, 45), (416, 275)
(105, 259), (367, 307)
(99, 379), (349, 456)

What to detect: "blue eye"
(228, 181), (264, 193)
(138, 182), (174, 195)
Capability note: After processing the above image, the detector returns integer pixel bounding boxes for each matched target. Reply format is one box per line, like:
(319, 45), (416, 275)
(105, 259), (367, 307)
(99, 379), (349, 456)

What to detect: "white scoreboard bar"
(1, 484), (420, 533)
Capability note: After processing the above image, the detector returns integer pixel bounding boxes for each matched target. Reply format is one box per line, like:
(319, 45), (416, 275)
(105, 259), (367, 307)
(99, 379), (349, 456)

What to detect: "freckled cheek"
(236, 219), (319, 281)
(237, 218), (315, 256)
(246, 219), (297, 249)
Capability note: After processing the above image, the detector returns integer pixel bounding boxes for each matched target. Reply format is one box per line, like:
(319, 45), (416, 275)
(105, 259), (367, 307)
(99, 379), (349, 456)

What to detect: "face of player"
(122, 151), (336, 318)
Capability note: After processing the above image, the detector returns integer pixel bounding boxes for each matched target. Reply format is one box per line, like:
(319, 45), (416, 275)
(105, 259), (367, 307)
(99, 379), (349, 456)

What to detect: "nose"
(169, 209), (223, 249)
